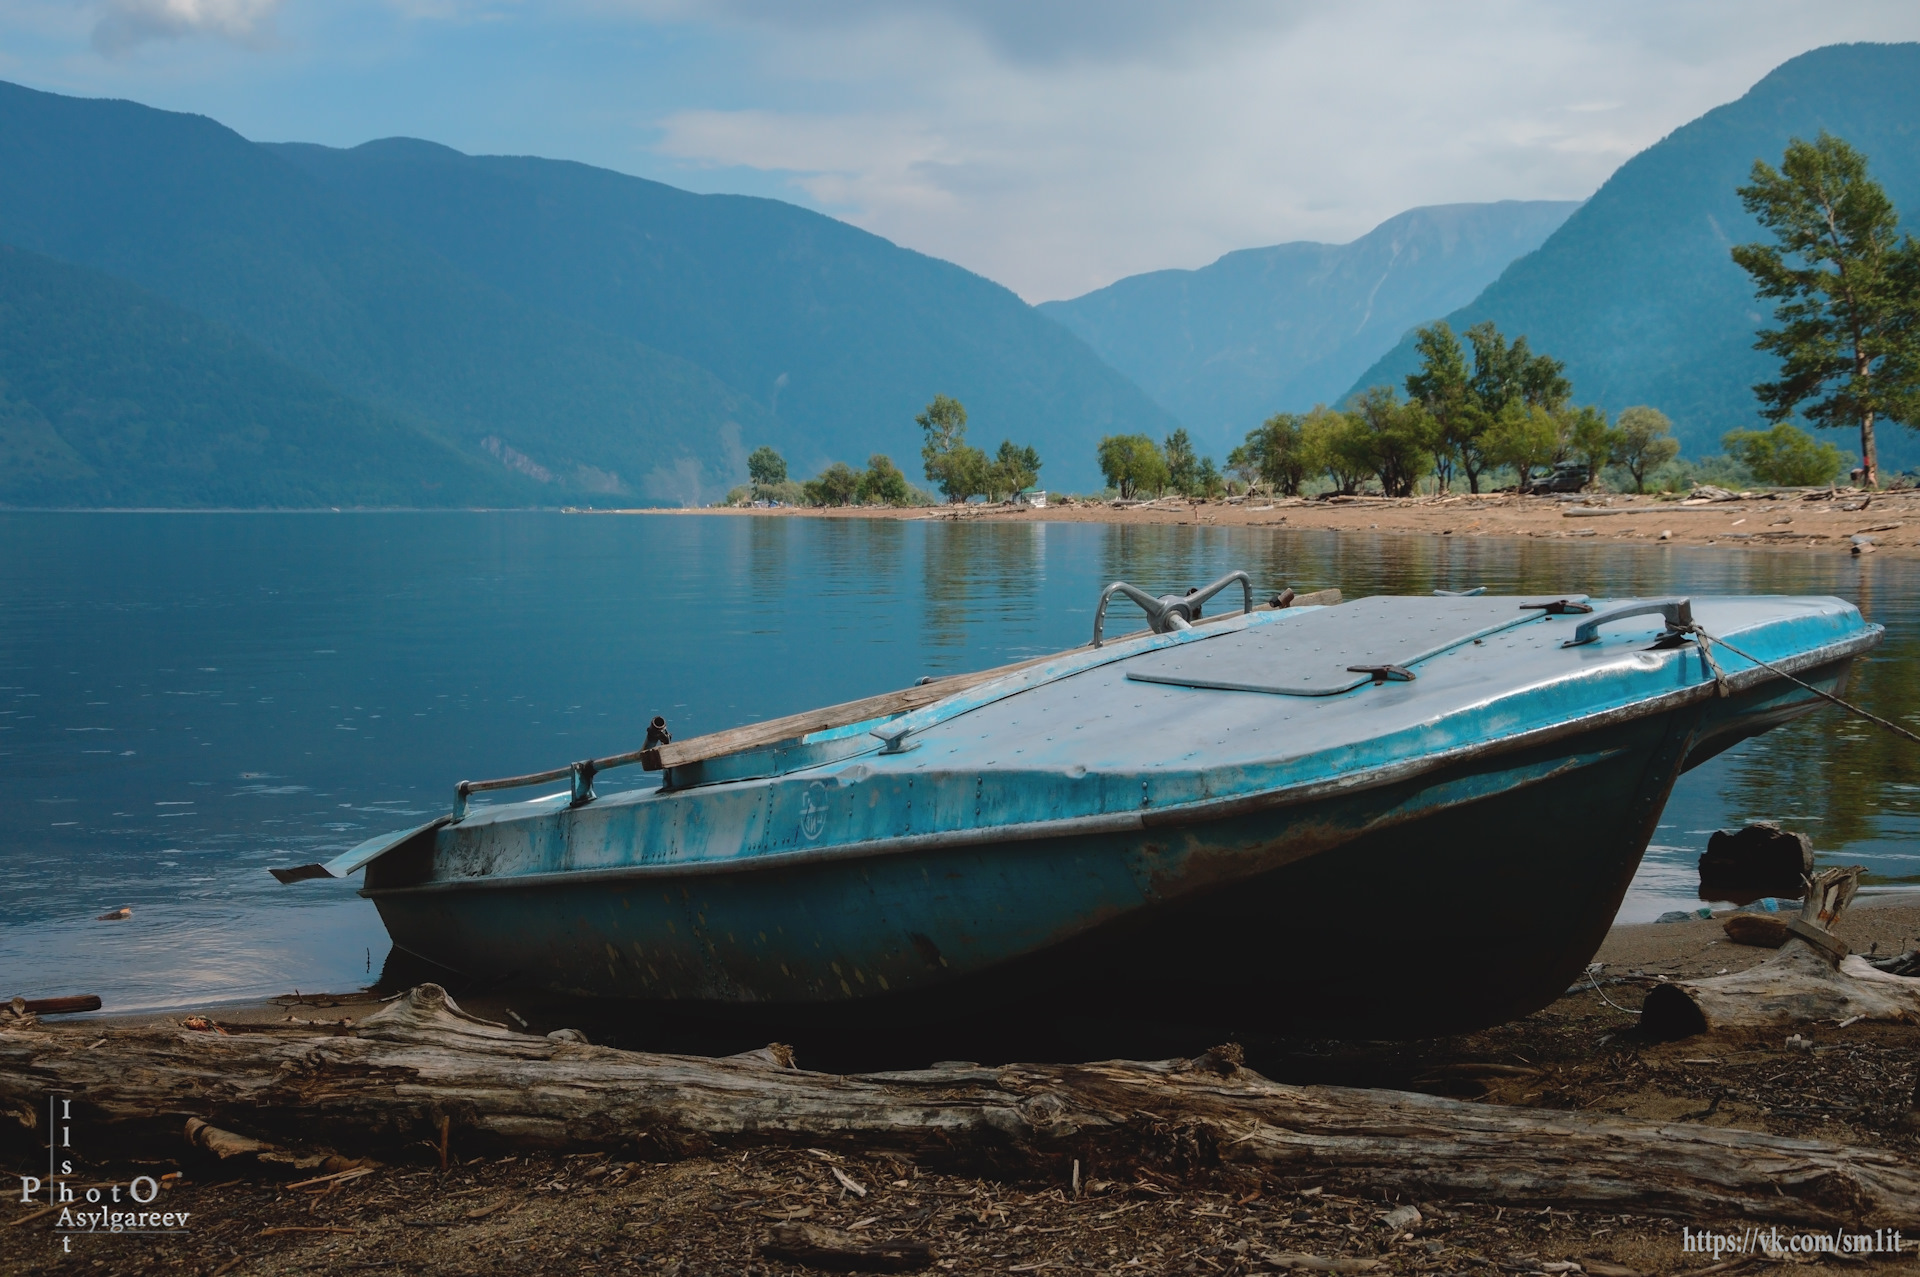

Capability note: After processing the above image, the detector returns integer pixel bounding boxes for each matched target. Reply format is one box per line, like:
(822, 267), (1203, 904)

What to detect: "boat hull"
(365, 654), (1852, 1038)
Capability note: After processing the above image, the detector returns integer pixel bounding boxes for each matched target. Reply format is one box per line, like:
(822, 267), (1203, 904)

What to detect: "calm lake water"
(3, 511), (1916, 1011)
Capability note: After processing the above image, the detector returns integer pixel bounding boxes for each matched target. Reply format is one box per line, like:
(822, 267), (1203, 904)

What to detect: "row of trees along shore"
(729, 447), (919, 507)
(728, 395), (1043, 507)
(734, 130), (1915, 507)
(1109, 130), (1917, 499)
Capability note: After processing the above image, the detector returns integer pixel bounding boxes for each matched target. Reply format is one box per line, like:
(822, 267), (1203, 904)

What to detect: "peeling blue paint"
(344, 594), (1878, 1027)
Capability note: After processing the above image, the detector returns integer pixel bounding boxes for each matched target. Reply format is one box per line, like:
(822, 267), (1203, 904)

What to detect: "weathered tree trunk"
(1644, 866), (1920, 1036)
(3, 986), (1917, 1228)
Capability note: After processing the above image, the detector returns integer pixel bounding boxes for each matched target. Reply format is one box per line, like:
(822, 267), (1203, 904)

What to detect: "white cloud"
(16, 0), (1920, 299)
(620, 0), (1304, 67)
(92, 0), (282, 54)
(639, 0), (1920, 299)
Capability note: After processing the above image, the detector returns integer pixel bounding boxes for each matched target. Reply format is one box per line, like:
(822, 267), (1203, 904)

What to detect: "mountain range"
(0, 80), (1173, 506)
(1039, 201), (1579, 457)
(1346, 42), (1920, 469)
(8, 42), (1920, 506)
(0, 242), (517, 508)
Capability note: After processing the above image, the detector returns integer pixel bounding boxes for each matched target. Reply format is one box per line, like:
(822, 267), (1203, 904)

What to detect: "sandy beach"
(8, 897), (1918, 1277)
(636, 488), (1920, 559)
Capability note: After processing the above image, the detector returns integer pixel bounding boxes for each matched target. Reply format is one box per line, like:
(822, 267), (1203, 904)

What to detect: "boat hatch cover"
(1123, 595), (1578, 696)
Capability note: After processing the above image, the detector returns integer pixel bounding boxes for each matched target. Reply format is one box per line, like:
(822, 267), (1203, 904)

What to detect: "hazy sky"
(6, 2), (1920, 300)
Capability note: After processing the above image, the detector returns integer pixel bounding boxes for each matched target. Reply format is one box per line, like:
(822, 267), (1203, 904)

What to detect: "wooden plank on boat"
(641, 659), (1047, 771)
(642, 590), (1342, 771)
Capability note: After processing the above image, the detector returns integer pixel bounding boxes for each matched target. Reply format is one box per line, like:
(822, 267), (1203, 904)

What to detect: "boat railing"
(1093, 570), (1254, 647)
(452, 570), (1304, 816)
(453, 717), (672, 817)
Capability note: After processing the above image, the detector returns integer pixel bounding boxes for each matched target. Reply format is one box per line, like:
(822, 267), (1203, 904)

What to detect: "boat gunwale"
(360, 624), (1880, 899)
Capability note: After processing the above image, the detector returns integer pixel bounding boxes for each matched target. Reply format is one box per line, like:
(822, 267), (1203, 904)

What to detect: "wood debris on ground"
(6, 971), (1919, 1276)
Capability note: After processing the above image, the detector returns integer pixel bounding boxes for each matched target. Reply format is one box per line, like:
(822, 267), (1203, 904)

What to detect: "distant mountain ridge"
(0, 243), (517, 507)
(1346, 43), (1920, 469)
(1040, 201), (1578, 454)
(14, 41), (1920, 508)
(0, 81), (1173, 506)
(269, 139), (1169, 489)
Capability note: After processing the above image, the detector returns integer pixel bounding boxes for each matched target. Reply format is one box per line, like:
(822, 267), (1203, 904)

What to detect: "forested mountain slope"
(1041, 201), (1576, 453)
(1348, 43), (1920, 467)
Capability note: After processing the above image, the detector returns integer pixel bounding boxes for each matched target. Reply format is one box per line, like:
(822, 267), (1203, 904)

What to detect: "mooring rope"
(1582, 964), (1642, 1018)
(1571, 622), (1909, 1019)
(1687, 625), (1920, 748)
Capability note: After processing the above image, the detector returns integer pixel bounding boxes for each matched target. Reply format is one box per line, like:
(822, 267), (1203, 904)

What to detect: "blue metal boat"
(274, 577), (1880, 1036)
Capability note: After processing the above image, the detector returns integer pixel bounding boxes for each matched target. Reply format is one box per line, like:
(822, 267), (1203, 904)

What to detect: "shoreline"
(9, 899), (1919, 1276)
(47, 891), (1920, 1032)
(632, 488), (1920, 558)
(9, 493), (1915, 561)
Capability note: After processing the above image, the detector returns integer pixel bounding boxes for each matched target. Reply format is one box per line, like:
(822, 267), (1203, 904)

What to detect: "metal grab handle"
(1563, 597), (1694, 647)
(452, 714), (674, 817)
(1093, 570), (1253, 647)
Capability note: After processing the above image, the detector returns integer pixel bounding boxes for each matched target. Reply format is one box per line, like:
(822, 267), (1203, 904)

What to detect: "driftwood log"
(3, 986), (1918, 1228)
(1644, 867), (1920, 1036)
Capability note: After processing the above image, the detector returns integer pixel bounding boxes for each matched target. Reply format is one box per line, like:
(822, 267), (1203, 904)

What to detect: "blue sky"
(6, 1), (1920, 300)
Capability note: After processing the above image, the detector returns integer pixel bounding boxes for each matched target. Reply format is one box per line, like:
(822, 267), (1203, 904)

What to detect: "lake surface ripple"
(3, 512), (1915, 1010)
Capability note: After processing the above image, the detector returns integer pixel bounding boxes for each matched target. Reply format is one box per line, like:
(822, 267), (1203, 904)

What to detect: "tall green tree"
(1232, 412), (1315, 496)
(1406, 321), (1570, 493)
(943, 447), (992, 502)
(857, 453), (913, 505)
(1610, 406), (1680, 493)
(746, 445), (787, 487)
(1732, 132), (1920, 487)
(916, 394), (967, 455)
(1163, 428), (1199, 495)
(1097, 434), (1169, 498)
(1223, 445), (1255, 492)
(1564, 406), (1613, 490)
(1407, 325), (1488, 490)
(1195, 456), (1223, 497)
(802, 461), (860, 506)
(1304, 407), (1371, 495)
(1224, 439), (1261, 493)
(987, 440), (1042, 499)
(917, 394), (988, 502)
(1481, 403), (1563, 491)
(1404, 322), (1473, 492)
(1348, 386), (1436, 497)
(1464, 321), (1570, 416)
